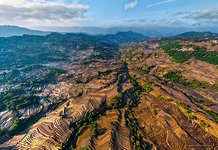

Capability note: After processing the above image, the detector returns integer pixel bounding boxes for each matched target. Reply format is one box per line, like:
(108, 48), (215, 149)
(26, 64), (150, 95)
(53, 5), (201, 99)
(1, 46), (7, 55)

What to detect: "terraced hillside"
(120, 42), (218, 149)
(0, 31), (147, 144)
(0, 36), (218, 150)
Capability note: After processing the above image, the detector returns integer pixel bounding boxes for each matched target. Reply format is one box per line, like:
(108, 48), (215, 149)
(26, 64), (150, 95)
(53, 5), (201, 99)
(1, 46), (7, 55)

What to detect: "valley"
(0, 32), (218, 150)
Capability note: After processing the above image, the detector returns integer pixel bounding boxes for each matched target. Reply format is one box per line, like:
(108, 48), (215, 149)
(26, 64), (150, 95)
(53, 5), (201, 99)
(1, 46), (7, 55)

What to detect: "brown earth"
(1, 41), (218, 150)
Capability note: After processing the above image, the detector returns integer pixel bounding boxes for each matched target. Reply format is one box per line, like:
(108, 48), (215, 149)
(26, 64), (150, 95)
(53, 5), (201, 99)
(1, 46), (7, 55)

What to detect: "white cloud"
(187, 8), (218, 25)
(189, 21), (201, 26)
(0, 0), (90, 27)
(161, 18), (181, 25)
(125, 0), (138, 10)
(189, 9), (218, 19)
(147, 0), (176, 8)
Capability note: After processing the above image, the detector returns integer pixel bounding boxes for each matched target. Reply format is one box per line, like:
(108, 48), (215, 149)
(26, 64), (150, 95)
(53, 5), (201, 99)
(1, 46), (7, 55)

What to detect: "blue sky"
(0, 0), (217, 30)
(80, 0), (218, 27)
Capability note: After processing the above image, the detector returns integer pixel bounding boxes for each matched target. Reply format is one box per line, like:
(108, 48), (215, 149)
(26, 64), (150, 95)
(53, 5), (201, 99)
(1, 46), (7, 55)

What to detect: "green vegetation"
(151, 108), (157, 116)
(193, 45), (218, 65)
(64, 111), (103, 150)
(166, 98), (174, 102)
(163, 71), (217, 92)
(206, 111), (218, 123)
(141, 65), (155, 74)
(0, 114), (41, 138)
(98, 70), (113, 76)
(0, 66), (65, 86)
(156, 94), (165, 101)
(141, 81), (153, 93)
(124, 74), (148, 149)
(125, 111), (147, 150)
(188, 80), (206, 89)
(161, 41), (191, 63)
(164, 71), (184, 84)
(129, 75), (144, 101)
(188, 115), (197, 120)
(176, 102), (192, 114)
(0, 32), (129, 70)
(162, 108), (171, 115)
(198, 120), (209, 129)
(10, 117), (21, 132)
(0, 129), (4, 136)
(80, 146), (94, 150)
(126, 48), (135, 62)
(0, 65), (65, 112)
(161, 41), (218, 65)
(91, 122), (105, 137)
(190, 97), (218, 123)
(109, 93), (125, 109)
(164, 71), (218, 93)
(1, 92), (40, 110)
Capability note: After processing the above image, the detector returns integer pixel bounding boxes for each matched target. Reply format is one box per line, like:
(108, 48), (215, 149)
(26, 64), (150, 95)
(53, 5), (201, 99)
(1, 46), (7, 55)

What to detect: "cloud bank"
(189, 9), (218, 19)
(0, 0), (89, 27)
(188, 8), (218, 24)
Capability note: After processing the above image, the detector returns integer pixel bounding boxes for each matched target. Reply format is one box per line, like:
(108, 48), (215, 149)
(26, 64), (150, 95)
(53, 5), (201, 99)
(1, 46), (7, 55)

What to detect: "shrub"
(142, 82), (153, 93)
(164, 71), (184, 84)
(188, 115), (197, 120)
(166, 98), (174, 102)
(206, 111), (218, 123)
(141, 65), (155, 74)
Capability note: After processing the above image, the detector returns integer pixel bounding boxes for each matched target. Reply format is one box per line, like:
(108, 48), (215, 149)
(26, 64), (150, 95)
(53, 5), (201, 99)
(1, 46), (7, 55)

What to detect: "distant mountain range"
(0, 25), (218, 38)
(96, 31), (148, 44)
(0, 31), (147, 49)
(174, 31), (218, 39)
(0, 25), (49, 37)
(45, 26), (218, 37)
(0, 31), (147, 70)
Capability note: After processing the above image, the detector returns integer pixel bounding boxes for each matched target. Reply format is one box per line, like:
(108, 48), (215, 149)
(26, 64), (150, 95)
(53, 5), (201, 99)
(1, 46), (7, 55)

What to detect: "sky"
(0, 0), (218, 30)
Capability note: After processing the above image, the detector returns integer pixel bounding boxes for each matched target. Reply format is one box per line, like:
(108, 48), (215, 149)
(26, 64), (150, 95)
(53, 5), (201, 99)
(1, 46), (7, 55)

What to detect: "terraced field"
(121, 45), (218, 149)
(1, 38), (218, 150)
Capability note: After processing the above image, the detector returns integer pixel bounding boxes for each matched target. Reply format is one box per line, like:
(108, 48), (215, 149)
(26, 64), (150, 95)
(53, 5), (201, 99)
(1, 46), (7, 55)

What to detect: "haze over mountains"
(173, 31), (218, 39)
(0, 26), (49, 37)
(1, 25), (218, 37)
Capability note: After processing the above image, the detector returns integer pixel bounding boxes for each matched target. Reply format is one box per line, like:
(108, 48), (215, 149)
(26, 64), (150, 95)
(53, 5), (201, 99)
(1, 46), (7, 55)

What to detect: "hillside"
(0, 31), (147, 70)
(0, 33), (218, 150)
(97, 31), (148, 44)
(174, 31), (218, 39)
(0, 31), (146, 144)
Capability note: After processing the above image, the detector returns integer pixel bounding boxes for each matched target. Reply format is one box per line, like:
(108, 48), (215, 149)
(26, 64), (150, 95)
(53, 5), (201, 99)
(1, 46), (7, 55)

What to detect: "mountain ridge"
(174, 31), (218, 39)
(1, 25), (218, 38)
(0, 31), (147, 47)
(0, 25), (49, 37)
